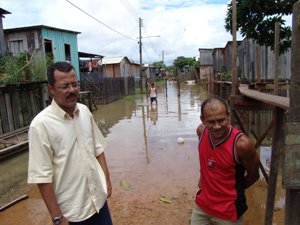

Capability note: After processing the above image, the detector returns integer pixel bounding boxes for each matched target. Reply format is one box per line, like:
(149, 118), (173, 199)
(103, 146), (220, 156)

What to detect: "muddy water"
(0, 82), (285, 225)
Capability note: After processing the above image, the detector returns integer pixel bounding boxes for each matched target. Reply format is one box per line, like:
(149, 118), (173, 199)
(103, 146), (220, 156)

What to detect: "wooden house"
(237, 38), (291, 81)
(212, 48), (225, 75)
(102, 57), (132, 78)
(79, 51), (104, 73)
(199, 48), (214, 79)
(223, 41), (243, 74)
(142, 64), (156, 79)
(4, 25), (81, 78)
(130, 61), (140, 79)
(0, 8), (11, 55)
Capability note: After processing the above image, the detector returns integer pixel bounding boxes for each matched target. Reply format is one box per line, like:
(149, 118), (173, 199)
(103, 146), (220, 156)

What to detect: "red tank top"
(195, 126), (247, 221)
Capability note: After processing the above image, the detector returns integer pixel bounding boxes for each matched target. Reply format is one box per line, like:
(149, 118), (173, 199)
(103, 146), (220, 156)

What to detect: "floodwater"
(0, 82), (285, 225)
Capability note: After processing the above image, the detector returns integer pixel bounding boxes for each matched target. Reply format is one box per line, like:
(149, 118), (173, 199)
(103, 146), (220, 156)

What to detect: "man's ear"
(200, 115), (204, 123)
(48, 84), (55, 97)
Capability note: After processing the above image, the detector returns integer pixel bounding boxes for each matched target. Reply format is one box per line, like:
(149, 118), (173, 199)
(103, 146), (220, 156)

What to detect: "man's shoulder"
(197, 124), (205, 137)
(30, 105), (52, 124)
(77, 103), (91, 115)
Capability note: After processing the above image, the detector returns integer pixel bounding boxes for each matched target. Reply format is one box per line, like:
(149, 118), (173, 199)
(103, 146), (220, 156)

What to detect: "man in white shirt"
(28, 61), (113, 225)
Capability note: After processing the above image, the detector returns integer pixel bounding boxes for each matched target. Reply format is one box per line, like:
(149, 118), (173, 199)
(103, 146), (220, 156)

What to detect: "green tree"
(173, 56), (198, 72)
(152, 60), (166, 69)
(224, 0), (297, 54)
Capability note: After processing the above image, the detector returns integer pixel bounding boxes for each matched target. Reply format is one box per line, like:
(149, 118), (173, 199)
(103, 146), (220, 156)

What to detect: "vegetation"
(219, 65), (231, 80)
(152, 61), (166, 70)
(225, 0), (296, 54)
(170, 56), (200, 78)
(0, 51), (52, 84)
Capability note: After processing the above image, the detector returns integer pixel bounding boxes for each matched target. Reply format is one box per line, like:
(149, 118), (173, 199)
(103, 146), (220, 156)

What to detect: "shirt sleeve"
(91, 116), (105, 157)
(27, 123), (53, 184)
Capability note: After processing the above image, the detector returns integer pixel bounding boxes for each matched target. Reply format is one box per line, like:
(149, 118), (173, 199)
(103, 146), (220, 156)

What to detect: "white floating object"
(186, 80), (196, 85)
(177, 137), (184, 144)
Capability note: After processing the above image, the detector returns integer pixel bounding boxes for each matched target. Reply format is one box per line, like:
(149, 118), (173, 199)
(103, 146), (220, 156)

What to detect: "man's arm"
(97, 152), (112, 198)
(196, 123), (205, 138)
(196, 123), (205, 189)
(236, 134), (260, 189)
(38, 183), (68, 225)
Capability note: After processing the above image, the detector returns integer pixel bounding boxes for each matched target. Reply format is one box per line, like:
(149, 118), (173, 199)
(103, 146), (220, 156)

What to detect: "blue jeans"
(70, 201), (113, 225)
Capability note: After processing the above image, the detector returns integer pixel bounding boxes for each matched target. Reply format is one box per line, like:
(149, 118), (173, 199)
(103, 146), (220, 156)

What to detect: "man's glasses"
(56, 82), (80, 91)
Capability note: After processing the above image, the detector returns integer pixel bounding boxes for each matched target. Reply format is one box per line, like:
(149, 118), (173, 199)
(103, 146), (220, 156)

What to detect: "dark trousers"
(70, 201), (113, 225)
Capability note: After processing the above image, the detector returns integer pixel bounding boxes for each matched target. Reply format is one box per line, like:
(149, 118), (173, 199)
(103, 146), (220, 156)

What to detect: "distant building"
(0, 8), (11, 55)
(4, 25), (81, 78)
(199, 48), (214, 79)
(212, 48), (225, 75)
(237, 38), (291, 81)
(102, 57), (132, 78)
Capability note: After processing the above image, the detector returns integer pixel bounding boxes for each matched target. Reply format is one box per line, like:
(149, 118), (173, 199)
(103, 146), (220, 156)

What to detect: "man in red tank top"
(190, 97), (259, 225)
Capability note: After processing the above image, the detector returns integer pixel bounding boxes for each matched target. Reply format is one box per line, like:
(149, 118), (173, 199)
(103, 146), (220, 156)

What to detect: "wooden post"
(283, 2), (300, 225)
(165, 78), (168, 97)
(274, 22), (280, 95)
(231, 0), (238, 96)
(256, 45), (261, 83)
(139, 17), (143, 93)
(264, 108), (285, 225)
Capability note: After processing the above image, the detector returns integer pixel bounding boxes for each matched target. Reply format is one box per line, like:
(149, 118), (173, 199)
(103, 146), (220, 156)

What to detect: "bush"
(0, 51), (51, 84)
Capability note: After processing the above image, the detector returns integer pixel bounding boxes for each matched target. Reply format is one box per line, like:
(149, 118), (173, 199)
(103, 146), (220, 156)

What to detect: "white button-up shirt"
(28, 100), (107, 222)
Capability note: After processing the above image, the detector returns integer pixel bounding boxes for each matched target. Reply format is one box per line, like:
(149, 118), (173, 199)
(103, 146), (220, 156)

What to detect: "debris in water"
(177, 137), (184, 144)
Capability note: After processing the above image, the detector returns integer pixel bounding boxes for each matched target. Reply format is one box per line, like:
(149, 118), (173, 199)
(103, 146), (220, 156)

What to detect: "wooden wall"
(80, 72), (135, 104)
(237, 38), (291, 81)
(0, 81), (47, 134)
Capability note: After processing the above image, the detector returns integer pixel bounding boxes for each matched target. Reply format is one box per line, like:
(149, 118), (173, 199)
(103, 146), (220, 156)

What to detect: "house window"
(64, 44), (71, 62)
(9, 40), (24, 56)
(44, 39), (54, 62)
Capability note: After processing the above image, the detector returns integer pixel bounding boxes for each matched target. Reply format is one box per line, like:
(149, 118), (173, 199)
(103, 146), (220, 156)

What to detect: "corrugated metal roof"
(4, 25), (80, 34)
(79, 51), (103, 58)
(102, 57), (129, 65)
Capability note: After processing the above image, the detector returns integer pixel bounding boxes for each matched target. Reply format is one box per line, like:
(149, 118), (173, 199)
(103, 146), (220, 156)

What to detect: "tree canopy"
(224, 0), (297, 54)
(173, 56), (199, 72)
(152, 61), (166, 69)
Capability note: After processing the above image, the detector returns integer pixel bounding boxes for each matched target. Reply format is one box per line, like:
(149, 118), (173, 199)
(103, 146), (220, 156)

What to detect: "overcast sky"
(2, 0), (240, 65)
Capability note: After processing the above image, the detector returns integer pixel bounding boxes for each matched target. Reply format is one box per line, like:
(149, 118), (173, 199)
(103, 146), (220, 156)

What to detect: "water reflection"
(92, 98), (137, 136)
(149, 105), (158, 125)
(0, 152), (28, 200)
(91, 82), (205, 168)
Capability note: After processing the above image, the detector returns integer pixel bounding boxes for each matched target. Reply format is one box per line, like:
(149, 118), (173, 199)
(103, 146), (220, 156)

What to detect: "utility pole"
(139, 17), (143, 92)
(283, 2), (300, 225)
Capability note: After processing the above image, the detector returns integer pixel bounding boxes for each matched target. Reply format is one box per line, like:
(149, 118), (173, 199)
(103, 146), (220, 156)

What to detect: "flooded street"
(0, 82), (285, 225)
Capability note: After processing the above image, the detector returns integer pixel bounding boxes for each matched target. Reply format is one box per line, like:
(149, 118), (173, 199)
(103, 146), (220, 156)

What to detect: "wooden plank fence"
(0, 75), (135, 135)
(0, 81), (48, 135)
(80, 72), (135, 104)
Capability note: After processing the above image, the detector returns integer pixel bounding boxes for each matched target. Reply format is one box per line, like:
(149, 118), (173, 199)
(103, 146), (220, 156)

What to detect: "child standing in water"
(149, 82), (157, 105)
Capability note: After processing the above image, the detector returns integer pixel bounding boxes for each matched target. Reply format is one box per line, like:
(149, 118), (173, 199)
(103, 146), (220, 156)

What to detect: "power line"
(66, 0), (136, 42)
(142, 27), (160, 57)
(119, 0), (137, 21)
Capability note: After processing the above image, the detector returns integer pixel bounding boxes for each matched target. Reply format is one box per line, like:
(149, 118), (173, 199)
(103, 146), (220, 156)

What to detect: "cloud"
(1, 0), (236, 65)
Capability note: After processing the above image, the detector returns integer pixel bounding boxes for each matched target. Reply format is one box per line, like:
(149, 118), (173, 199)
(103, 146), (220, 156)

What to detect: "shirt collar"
(51, 99), (80, 119)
